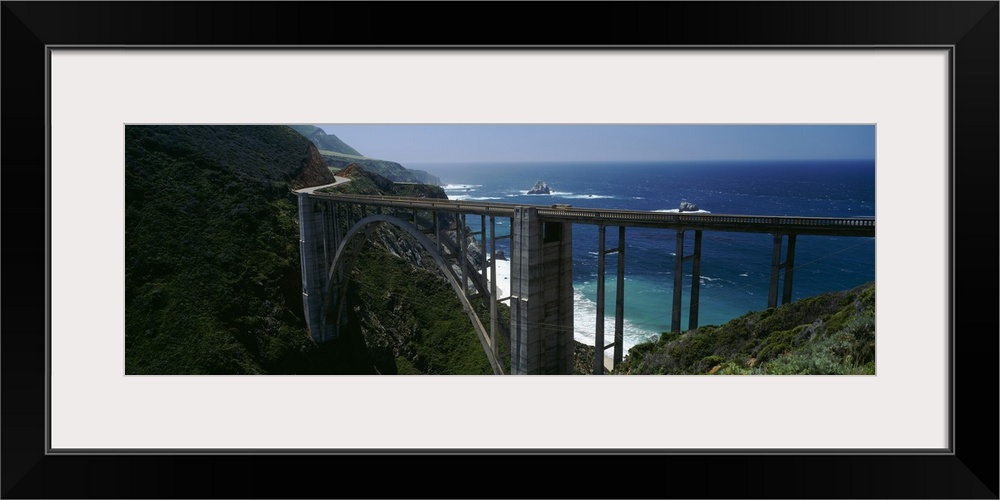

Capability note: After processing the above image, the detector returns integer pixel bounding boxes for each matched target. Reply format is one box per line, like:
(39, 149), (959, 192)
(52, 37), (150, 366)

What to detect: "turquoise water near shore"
(414, 160), (876, 352)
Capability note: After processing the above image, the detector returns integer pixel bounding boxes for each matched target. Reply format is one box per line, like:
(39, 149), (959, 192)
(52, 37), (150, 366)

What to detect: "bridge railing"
(537, 208), (875, 226)
(308, 192), (517, 217)
(309, 193), (875, 236)
(303, 191), (875, 374)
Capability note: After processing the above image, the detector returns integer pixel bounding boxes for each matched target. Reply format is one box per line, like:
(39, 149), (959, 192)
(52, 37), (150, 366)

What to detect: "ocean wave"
(448, 195), (503, 201)
(509, 190), (599, 197)
(558, 193), (615, 200)
(572, 288), (659, 352)
(442, 184), (482, 190)
(653, 209), (713, 214)
(687, 275), (735, 287)
(511, 190), (565, 196)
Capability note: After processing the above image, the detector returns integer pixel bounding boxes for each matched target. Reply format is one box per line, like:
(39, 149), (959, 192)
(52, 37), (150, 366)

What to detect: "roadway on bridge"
(293, 176), (352, 194)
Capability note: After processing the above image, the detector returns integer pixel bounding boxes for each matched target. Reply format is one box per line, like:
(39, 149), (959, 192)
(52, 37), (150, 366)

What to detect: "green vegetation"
(321, 154), (437, 184)
(614, 282), (875, 375)
(125, 125), (478, 374)
(318, 149), (368, 161)
(326, 163), (510, 374)
(287, 125), (363, 156)
(319, 164), (448, 199)
(126, 125), (869, 377)
(347, 249), (509, 374)
(125, 125), (328, 374)
(287, 124), (441, 184)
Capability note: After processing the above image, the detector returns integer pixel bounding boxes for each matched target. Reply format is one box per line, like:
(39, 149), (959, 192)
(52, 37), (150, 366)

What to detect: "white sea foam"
(442, 184), (482, 190)
(510, 190), (580, 197)
(484, 257), (511, 297)
(485, 259), (656, 355)
(448, 195), (503, 201)
(653, 208), (713, 214)
(571, 288), (658, 353)
(557, 193), (615, 200)
(687, 274), (735, 287)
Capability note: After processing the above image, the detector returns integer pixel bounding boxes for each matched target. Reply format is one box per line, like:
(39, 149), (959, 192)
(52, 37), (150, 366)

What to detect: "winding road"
(293, 175), (352, 194)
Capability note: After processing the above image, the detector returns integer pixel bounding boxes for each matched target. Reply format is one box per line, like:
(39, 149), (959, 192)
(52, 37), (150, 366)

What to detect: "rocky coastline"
(526, 180), (552, 194)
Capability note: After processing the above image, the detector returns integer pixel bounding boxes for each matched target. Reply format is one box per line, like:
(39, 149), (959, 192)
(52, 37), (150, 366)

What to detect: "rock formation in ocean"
(678, 201), (699, 212)
(526, 180), (551, 194)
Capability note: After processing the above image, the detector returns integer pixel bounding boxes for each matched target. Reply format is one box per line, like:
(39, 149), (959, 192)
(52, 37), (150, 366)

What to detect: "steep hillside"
(288, 125), (442, 185)
(125, 125), (338, 374)
(321, 164), (509, 374)
(615, 281), (876, 375)
(125, 125), (502, 375)
(320, 151), (442, 185)
(287, 124), (362, 156)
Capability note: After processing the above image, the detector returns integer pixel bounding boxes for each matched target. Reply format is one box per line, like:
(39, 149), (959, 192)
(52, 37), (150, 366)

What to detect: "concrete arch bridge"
(297, 192), (875, 375)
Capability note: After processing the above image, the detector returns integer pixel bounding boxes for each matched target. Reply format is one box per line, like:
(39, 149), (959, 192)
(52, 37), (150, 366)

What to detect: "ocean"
(411, 160), (876, 352)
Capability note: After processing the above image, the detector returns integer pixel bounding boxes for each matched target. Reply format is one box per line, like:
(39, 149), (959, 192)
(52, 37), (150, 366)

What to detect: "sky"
(317, 124), (875, 165)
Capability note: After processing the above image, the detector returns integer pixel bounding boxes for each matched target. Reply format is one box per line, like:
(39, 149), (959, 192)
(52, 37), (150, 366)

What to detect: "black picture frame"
(3, 2), (997, 498)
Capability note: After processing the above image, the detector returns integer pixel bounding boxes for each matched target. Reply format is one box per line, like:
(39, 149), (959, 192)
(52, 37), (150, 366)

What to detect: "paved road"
(306, 192), (875, 236)
(294, 176), (351, 194)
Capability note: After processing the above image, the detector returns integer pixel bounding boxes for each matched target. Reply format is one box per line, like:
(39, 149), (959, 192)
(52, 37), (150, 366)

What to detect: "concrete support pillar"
(298, 193), (332, 343)
(489, 216), (499, 362)
(459, 213), (466, 296)
(510, 207), (574, 375)
(613, 226), (626, 367)
(321, 202), (331, 283)
(595, 226), (628, 373)
(782, 234), (796, 305)
(434, 211), (441, 255)
(768, 234), (783, 309)
(594, 225), (606, 375)
(671, 230), (685, 333)
(688, 230), (702, 331)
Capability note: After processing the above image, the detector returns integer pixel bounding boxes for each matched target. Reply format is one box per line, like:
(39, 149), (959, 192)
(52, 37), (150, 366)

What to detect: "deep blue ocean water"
(411, 160), (876, 351)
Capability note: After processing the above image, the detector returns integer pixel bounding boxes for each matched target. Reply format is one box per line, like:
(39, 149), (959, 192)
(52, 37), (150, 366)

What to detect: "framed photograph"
(5, 2), (996, 498)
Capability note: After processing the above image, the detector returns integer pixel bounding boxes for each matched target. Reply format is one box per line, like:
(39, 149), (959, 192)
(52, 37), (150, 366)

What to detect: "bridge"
(297, 192), (875, 375)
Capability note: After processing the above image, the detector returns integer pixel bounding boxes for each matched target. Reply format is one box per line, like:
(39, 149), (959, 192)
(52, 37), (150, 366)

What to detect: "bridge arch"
(321, 214), (505, 374)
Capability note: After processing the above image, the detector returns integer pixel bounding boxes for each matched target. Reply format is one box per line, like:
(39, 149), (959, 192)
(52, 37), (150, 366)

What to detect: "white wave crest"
(653, 209), (712, 214)
(449, 195), (502, 201)
(572, 288), (658, 353)
(558, 194), (615, 200)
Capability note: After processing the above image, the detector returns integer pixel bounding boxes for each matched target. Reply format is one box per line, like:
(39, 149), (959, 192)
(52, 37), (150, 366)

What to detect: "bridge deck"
(302, 191), (876, 374)
(307, 193), (875, 237)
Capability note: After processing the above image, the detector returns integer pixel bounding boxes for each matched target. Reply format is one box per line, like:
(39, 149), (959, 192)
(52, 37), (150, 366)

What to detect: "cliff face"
(320, 155), (442, 185)
(287, 125), (363, 156)
(124, 125), (494, 375)
(290, 143), (336, 190)
(287, 125), (443, 185)
(125, 125), (330, 374)
(321, 164), (498, 373)
(408, 169), (444, 186)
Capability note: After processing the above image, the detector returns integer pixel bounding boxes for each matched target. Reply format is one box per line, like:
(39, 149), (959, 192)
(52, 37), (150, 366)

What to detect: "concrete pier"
(298, 193), (335, 343)
(510, 207), (575, 375)
(297, 192), (874, 375)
